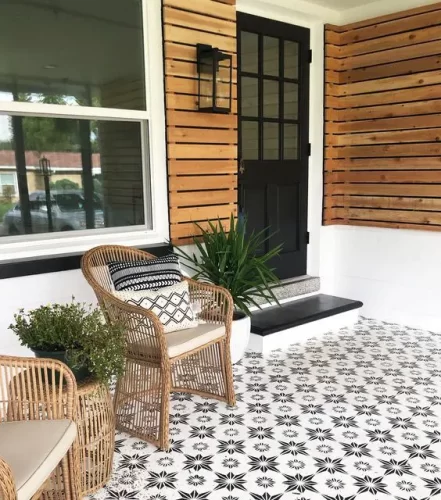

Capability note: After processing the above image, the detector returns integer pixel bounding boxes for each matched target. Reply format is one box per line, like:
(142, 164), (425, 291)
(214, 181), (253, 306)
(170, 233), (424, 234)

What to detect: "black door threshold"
(251, 294), (363, 336)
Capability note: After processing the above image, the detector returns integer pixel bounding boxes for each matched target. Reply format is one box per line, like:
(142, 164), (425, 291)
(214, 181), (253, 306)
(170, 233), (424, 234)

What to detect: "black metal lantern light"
(38, 156), (54, 232)
(38, 156), (52, 177)
(197, 44), (232, 114)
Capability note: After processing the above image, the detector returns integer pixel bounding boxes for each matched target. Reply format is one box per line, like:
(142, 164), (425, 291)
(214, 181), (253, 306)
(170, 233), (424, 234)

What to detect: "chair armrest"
(0, 356), (77, 422)
(183, 278), (234, 329)
(0, 456), (16, 500)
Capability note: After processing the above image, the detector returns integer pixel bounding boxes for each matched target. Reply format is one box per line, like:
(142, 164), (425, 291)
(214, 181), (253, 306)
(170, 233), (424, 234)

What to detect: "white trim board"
(247, 308), (360, 354)
(237, 0), (341, 24)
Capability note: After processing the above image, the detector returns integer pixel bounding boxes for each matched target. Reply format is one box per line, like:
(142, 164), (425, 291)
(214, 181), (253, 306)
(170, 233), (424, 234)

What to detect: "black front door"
(238, 13), (310, 279)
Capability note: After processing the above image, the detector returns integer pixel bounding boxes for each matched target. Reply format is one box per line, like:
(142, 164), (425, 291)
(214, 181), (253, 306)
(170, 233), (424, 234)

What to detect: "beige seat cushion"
(166, 322), (225, 358)
(0, 420), (77, 500)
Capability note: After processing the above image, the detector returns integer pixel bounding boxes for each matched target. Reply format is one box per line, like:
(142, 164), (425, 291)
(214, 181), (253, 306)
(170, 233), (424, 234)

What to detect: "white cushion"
(166, 322), (225, 358)
(114, 281), (198, 333)
(0, 420), (77, 500)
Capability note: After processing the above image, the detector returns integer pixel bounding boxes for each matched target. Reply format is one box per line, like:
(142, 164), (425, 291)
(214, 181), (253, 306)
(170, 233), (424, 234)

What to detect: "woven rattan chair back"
(81, 246), (168, 364)
(0, 356), (80, 500)
(0, 356), (76, 424)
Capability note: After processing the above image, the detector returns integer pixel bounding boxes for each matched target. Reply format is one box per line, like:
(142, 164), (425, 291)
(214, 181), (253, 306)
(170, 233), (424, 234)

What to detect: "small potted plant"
(175, 214), (281, 363)
(9, 300), (125, 384)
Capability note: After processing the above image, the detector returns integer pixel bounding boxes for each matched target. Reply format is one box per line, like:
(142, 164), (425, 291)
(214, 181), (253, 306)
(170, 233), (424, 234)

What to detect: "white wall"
(321, 226), (441, 332)
(0, 270), (96, 356)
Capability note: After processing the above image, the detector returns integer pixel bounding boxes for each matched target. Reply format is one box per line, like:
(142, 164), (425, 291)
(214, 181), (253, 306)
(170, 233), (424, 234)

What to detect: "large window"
(0, 0), (167, 253)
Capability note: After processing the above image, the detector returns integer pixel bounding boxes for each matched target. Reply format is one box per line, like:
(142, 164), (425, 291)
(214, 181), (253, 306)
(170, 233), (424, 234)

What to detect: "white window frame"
(0, 171), (18, 196)
(0, 0), (169, 262)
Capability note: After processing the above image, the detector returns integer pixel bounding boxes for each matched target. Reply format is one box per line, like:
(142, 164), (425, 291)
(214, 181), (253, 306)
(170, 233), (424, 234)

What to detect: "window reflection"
(0, 114), (146, 237)
(0, 0), (145, 110)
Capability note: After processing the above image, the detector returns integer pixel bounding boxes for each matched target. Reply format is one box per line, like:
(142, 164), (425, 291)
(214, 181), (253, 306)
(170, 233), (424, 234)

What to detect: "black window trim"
(0, 244), (172, 280)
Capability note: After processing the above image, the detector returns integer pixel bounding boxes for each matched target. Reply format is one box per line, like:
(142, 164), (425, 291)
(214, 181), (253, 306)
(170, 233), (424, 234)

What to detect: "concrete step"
(253, 275), (320, 306)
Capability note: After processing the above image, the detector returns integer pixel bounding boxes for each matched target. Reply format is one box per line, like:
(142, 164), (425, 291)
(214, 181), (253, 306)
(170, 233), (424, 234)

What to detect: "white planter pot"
(230, 314), (251, 364)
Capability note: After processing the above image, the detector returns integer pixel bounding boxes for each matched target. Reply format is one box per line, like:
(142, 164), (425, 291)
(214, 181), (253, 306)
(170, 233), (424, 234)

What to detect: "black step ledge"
(251, 294), (363, 336)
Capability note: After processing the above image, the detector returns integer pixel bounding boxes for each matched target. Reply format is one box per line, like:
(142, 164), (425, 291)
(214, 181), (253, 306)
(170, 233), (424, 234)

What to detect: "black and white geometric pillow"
(114, 281), (198, 333)
(107, 254), (182, 291)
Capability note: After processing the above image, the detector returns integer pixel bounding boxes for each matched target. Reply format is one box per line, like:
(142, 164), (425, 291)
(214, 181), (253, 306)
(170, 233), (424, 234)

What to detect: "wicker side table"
(76, 380), (115, 496)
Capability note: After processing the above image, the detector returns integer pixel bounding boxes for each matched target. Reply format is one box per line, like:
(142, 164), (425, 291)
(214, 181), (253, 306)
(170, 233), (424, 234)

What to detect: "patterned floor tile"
(89, 317), (441, 500)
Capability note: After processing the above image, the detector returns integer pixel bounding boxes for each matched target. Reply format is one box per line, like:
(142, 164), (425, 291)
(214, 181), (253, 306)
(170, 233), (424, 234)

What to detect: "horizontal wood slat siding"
(324, 2), (441, 232)
(163, 0), (238, 244)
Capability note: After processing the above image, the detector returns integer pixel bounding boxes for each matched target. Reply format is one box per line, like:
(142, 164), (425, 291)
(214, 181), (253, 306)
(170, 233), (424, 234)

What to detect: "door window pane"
(263, 122), (279, 160)
(263, 36), (279, 77)
(241, 121), (259, 160)
(263, 80), (279, 119)
(285, 41), (299, 79)
(284, 82), (299, 120)
(0, 114), (147, 237)
(241, 77), (258, 117)
(0, 0), (146, 110)
(284, 124), (299, 159)
(241, 31), (258, 74)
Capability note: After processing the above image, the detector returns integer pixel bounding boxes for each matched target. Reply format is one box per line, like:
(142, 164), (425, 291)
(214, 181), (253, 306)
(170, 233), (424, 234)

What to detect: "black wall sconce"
(197, 43), (232, 114)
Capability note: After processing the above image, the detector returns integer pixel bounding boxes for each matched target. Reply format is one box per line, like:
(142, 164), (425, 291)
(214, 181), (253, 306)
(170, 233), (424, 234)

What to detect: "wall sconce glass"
(197, 44), (232, 114)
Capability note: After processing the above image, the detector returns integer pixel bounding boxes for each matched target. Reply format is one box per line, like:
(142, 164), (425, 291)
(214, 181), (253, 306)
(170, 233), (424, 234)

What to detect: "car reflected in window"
(3, 190), (105, 235)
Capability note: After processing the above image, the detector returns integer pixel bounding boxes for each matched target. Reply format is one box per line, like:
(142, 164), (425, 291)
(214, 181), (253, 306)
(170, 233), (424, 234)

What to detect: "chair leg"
(114, 359), (166, 448)
(159, 366), (171, 451)
(220, 340), (236, 406)
(63, 446), (81, 500)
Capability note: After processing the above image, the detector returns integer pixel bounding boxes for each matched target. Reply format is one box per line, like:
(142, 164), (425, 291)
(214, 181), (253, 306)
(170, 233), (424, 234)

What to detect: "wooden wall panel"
(324, 2), (441, 232)
(163, 0), (237, 244)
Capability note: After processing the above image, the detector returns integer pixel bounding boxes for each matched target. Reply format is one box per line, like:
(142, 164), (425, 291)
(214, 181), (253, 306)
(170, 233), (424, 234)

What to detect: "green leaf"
(173, 215), (281, 313)
(8, 300), (126, 384)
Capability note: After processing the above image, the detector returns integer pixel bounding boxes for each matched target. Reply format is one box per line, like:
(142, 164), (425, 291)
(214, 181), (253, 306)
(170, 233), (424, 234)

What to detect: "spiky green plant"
(174, 214), (281, 316)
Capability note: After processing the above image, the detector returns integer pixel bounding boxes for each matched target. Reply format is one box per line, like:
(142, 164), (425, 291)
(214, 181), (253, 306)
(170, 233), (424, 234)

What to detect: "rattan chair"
(0, 355), (80, 500)
(81, 245), (236, 450)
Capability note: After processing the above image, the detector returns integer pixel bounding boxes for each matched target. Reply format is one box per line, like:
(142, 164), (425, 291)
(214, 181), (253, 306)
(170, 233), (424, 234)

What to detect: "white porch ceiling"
(302, 0), (382, 10)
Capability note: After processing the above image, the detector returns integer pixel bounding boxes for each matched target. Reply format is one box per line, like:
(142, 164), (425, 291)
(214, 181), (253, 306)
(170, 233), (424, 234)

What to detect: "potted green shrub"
(175, 214), (281, 363)
(9, 300), (125, 384)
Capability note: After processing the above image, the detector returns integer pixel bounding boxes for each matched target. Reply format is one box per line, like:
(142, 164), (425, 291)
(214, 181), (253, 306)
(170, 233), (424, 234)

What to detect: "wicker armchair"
(81, 245), (236, 450)
(0, 355), (80, 500)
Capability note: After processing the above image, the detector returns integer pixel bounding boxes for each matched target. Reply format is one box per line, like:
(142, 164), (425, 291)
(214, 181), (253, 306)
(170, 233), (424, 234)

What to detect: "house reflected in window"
(0, 114), (146, 237)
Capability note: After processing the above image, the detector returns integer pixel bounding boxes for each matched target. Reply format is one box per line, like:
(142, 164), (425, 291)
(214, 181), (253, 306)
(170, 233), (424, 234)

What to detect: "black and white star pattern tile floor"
(89, 317), (441, 500)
